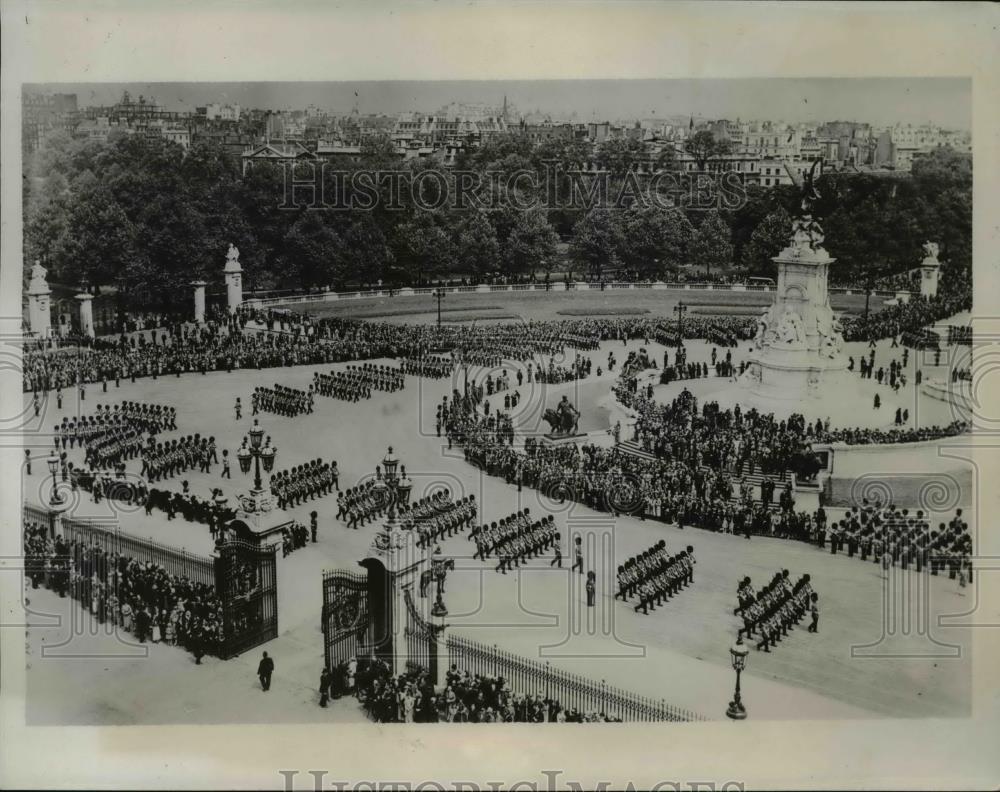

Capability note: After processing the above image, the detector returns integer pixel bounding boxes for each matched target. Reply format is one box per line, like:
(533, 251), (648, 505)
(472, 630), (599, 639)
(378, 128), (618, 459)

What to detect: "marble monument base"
(739, 346), (848, 401)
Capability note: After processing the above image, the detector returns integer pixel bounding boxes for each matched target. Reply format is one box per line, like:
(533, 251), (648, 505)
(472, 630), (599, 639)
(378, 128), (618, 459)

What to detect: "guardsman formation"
(335, 480), (387, 529)
(825, 503), (972, 583)
(627, 545), (696, 615)
(468, 508), (559, 573)
(312, 363), (404, 402)
(400, 355), (453, 378)
(409, 495), (477, 548)
(395, 488), (460, 539)
(252, 384), (314, 417)
(271, 459), (336, 509)
(734, 570), (816, 652)
(53, 402), (175, 451)
(141, 434), (217, 482)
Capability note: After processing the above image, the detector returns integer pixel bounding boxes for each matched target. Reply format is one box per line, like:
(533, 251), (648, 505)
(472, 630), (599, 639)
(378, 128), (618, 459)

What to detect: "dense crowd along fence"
(242, 280), (905, 309)
(54, 514), (217, 587)
(445, 633), (705, 722)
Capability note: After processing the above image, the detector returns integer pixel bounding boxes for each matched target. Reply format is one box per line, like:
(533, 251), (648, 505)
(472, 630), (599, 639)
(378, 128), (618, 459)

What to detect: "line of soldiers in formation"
(410, 496), (477, 549)
(469, 509), (559, 573)
(400, 356), (454, 378)
(735, 571), (817, 652)
(623, 544), (696, 615)
(823, 505), (972, 582)
(335, 480), (387, 529)
(251, 384), (314, 417)
(271, 459), (339, 509)
(52, 401), (176, 450)
(83, 424), (146, 472)
(141, 434), (219, 482)
(312, 363), (405, 402)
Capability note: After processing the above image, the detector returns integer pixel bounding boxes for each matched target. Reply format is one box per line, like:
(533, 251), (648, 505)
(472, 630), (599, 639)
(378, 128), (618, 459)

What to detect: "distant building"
(204, 103), (241, 122)
(22, 91), (78, 153)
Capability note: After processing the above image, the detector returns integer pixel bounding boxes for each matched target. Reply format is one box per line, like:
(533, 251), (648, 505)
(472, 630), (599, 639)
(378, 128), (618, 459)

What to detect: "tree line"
(23, 129), (971, 309)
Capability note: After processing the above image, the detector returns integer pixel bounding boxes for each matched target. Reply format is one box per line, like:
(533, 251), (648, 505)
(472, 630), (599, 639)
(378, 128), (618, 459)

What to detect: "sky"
(25, 78), (971, 130)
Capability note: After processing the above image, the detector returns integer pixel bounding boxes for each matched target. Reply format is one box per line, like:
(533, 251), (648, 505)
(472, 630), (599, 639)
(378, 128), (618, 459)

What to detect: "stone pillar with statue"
(224, 243), (243, 314)
(920, 241), (941, 299)
(740, 160), (847, 399)
(26, 261), (53, 339)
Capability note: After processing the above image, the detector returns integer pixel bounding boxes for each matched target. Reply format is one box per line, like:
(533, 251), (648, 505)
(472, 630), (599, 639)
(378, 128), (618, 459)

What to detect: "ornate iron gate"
(214, 539), (279, 659)
(404, 587), (440, 680)
(322, 570), (371, 671)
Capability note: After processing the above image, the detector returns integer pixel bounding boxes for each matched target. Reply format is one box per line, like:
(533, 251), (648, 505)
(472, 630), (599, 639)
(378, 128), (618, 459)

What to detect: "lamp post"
(374, 446), (401, 523)
(673, 300), (687, 340)
(432, 288), (445, 329)
(47, 450), (62, 506)
(236, 419), (277, 512)
(726, 634), (749, 720)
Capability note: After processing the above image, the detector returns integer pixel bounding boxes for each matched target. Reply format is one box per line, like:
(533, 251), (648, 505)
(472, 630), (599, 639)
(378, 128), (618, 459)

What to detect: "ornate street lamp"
(237, 418), (277, 513)
(47, 450), (62, 506)
(382, 446), (399, 488)
(726, 634), (749, 720)
(236, 438), (252, 475)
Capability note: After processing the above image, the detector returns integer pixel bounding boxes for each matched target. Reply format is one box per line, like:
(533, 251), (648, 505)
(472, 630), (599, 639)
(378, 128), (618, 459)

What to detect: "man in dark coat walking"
(258, 651), (274, 691)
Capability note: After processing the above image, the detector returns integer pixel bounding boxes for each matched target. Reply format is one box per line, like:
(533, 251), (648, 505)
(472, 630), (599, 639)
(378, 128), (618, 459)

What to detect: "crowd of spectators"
(23, 519), (223, 661)
(352, 659), (622, 723)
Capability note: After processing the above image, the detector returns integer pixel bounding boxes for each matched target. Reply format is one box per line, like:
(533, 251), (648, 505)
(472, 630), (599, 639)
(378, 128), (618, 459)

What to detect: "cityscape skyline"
(25, 78), (971, 129)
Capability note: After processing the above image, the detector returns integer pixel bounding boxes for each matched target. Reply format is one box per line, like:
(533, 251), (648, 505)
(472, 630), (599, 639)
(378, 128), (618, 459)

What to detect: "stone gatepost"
(223, 244), (243, 314)
(191, 281), (207, 324)
(75, 293), (95, 338)
(27, 261), (53, 338)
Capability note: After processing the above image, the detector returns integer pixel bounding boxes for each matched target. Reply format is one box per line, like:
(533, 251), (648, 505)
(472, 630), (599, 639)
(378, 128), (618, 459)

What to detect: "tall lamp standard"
(235, 418), (277, 512)
(673, 300), (687, 340)
(47, 451), (62, 506)
(726, 634), (749, 720)
(374, 446), (401, 524)
(432, 288), (446, 329)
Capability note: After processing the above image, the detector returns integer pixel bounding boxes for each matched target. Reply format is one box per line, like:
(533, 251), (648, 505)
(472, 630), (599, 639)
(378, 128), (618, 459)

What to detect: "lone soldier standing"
(585, 570), (596, 607)
(310, 510), (319, 543)
(258, 651), (274, 691)
(571, 536), (584, 575)
(550, 535), (563, 568)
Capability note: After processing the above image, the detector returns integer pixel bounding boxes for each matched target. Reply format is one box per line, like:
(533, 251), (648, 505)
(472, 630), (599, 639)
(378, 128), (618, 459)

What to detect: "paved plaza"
(22, 334), (975, 724)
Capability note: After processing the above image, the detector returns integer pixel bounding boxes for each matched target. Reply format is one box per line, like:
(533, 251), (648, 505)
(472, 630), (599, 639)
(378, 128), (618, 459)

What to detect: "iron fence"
(445, 633), (704, 722)
(58, 515), (216, 587)
(23, 503), (55, 538)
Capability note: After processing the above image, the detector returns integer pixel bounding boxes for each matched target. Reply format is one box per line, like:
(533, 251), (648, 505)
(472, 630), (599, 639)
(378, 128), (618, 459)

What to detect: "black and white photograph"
(2, 2), (998, 790)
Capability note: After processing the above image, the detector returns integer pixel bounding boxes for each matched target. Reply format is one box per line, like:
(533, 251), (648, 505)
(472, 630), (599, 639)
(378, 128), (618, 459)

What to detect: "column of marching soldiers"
(735, 571), (818, 651)
(616, 540), (697, 614)
(313, 363), (404, 401)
